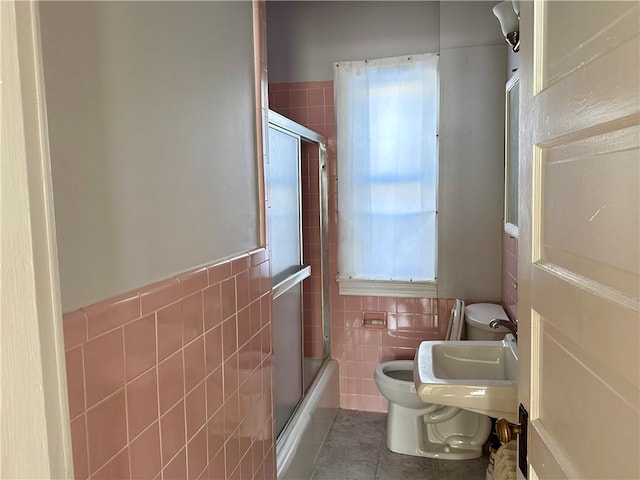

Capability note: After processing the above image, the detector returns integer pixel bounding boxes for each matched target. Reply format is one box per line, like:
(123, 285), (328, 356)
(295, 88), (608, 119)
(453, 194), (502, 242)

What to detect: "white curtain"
(335, 54), (438, 283)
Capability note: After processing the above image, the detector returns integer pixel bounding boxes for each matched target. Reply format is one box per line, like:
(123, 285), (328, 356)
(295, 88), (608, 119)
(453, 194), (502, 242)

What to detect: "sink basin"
(414, 334), (518, 423)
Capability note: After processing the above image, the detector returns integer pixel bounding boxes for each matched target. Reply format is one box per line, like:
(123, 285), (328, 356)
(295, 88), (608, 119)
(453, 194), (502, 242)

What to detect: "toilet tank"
(464, 303), (511, 340)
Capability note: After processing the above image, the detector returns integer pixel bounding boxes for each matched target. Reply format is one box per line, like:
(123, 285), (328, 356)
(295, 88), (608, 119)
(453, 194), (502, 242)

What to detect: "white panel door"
(519, 1), (639, 478)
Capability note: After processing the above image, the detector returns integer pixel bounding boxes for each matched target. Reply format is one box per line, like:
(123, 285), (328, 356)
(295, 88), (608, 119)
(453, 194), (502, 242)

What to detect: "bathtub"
(276, 359), (340, 480)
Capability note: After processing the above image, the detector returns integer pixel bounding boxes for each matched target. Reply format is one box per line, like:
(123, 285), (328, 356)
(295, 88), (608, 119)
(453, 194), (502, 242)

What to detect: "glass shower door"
(268, 124), (309, 437)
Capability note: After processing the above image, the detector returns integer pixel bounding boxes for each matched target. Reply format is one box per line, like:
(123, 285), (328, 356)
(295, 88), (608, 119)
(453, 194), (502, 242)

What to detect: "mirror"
(504, 73), (519, 237)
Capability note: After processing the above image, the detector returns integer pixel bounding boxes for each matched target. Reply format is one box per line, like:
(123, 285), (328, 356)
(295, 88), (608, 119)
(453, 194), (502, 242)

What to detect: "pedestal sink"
(413, 334), (518, 423)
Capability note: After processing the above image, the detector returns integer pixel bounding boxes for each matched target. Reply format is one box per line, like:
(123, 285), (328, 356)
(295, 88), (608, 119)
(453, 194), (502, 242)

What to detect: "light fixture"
(493, 1), (520, 52)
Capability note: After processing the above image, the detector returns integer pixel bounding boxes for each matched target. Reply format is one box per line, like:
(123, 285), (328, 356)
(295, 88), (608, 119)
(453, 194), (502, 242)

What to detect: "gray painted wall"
(267, 1), (440, 83)
(40, 1), (260, 311)
(267, 1), (504, 82)
(440, 1), (509, 49)
(438, 45), (506, 301)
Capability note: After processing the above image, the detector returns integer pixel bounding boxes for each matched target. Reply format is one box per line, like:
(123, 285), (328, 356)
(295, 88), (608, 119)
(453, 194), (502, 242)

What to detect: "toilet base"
(386, 402), (491, 460)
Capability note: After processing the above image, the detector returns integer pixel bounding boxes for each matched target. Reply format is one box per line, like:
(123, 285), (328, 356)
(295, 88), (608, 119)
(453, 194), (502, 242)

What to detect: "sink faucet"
(489, 318), (518, 339)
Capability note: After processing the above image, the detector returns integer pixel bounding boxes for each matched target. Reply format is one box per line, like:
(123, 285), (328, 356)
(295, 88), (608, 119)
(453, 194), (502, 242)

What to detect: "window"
(334, 54), (439, 297)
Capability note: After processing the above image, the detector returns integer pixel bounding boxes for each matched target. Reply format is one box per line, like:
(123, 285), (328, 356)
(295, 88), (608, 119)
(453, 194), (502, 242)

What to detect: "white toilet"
(464, 303), (511, 340)
(374, 360), (491, 459)
(373, 302), (510, 460)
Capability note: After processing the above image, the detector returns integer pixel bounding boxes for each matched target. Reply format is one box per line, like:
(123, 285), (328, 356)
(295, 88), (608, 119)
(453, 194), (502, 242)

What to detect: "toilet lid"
(465, 303), (510, 331)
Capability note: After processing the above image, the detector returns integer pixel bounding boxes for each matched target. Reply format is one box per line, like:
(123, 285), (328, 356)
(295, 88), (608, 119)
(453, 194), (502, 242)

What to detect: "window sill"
(337, 278), (437, 298)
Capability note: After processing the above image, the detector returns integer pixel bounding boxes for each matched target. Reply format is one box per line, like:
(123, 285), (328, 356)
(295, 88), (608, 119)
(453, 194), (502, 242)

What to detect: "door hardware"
(496, 404), (528, 478)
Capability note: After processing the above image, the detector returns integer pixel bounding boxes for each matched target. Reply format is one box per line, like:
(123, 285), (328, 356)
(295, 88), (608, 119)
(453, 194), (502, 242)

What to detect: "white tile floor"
(312, 410), (489, 480)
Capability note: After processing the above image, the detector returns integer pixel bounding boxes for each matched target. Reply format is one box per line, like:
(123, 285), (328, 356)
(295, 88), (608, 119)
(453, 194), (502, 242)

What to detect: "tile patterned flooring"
(312, 410), (489, 480)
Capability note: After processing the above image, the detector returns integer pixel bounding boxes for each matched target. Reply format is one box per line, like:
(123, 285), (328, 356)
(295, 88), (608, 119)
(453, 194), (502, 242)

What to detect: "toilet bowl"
(374, 360), (491, 460)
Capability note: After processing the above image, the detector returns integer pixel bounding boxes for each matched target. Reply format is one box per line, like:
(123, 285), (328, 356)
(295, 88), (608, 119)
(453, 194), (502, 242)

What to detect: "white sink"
(414, 334), (518, 423)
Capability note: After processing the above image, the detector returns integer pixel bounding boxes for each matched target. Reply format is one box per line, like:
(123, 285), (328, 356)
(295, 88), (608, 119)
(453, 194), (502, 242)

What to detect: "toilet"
(374, 360), (491, 459)
(373, 302), (510, 459)
(464, 303), (511, 340)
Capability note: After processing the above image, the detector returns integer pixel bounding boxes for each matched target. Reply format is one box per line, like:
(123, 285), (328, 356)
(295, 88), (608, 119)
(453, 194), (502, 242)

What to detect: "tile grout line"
(372, 415), (386, 480)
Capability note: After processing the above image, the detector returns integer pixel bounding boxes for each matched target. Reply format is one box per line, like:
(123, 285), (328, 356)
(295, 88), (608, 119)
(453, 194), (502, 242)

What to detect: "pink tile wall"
(63, 250), (275, 480)
(301, 143), (324, 359)
(270, 81), (454, 413)
(331, 296), (455, 412)
(502, 232), (518, 321)
(269, 82), (335, 140)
